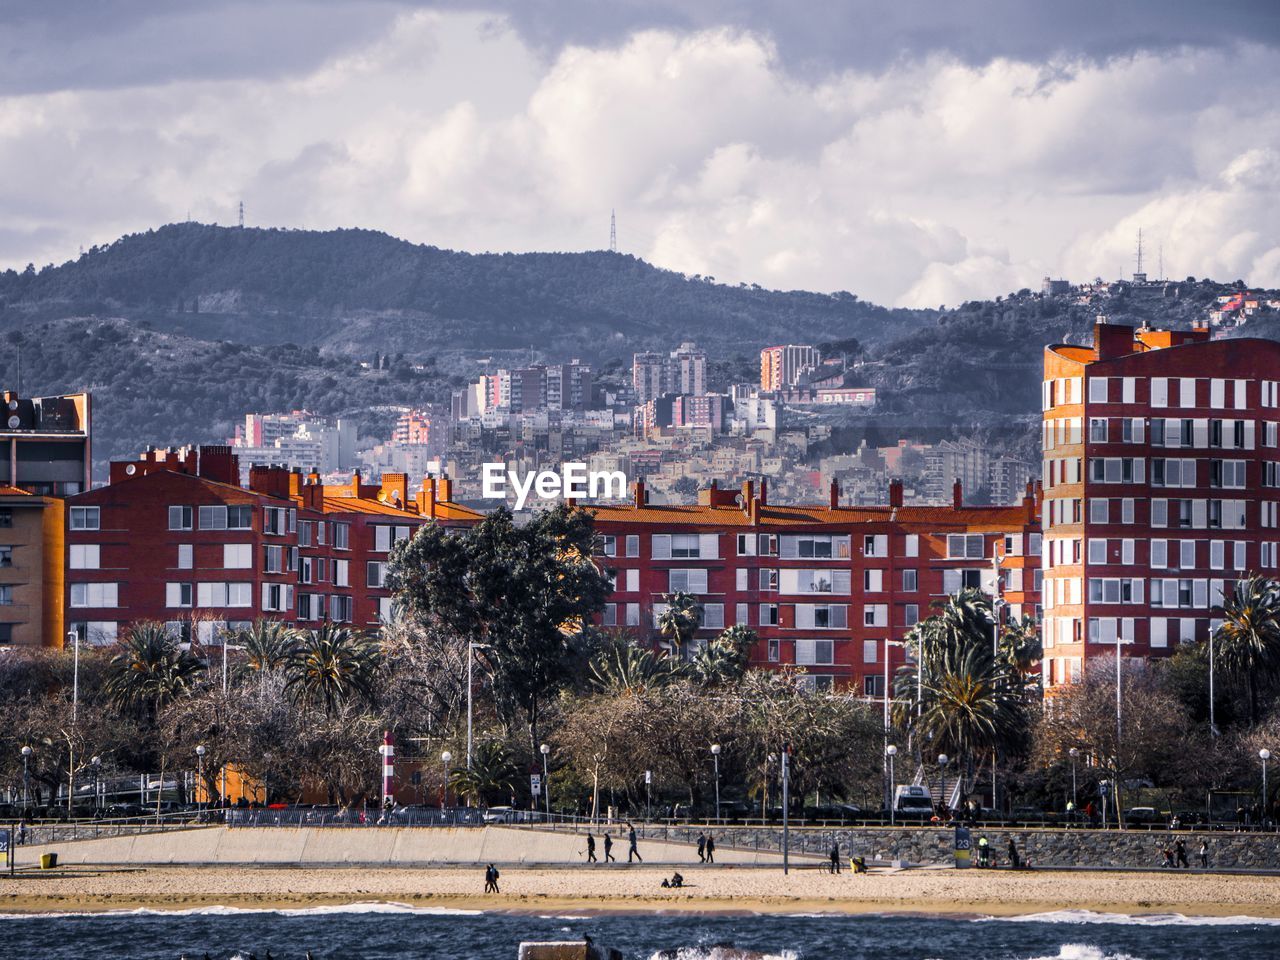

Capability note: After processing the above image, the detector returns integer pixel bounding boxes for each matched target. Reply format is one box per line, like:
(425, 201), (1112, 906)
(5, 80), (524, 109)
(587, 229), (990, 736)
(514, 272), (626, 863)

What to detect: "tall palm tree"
(105, 622), (205, 717)
(657, 591), (701, 659)
(285, 625), (381, 715)
(915, 645), (1026, 773)
(999, 615), (1043, 697)
(237, 620), (299, 677)
(1213, 574), (1280, 724)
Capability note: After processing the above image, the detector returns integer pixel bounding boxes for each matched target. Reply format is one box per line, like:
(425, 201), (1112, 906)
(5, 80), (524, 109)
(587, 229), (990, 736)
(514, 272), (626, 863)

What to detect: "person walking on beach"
(705, 834), (715, 864)
(829, 840), (841, 874)
(1199, 839), (1209, 868)
(1175, 838), (1189, 869)
(1006, 837), (1021, 870)
(977, 835), (990, 868)
(586, 832), (597, 863)
(628, 822), (643, 863)
(484, 863), (500, 893)
(697, 832), (707, 863)
(604, 831), (616, 862)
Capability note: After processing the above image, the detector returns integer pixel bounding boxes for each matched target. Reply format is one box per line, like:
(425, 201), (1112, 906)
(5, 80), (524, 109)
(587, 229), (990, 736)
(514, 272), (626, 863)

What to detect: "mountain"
(0, 221), (1272, 480)
(0, 222), (925, 358)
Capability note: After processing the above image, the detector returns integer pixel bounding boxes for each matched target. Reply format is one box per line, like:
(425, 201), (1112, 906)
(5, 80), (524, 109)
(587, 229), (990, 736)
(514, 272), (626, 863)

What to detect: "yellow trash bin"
(40, 852), (57, 869)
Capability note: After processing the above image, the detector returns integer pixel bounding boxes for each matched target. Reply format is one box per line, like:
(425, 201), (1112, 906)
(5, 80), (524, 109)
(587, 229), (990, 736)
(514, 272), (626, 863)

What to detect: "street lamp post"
(539, 743), (551, 822)
(68, 628), (80, 723)
(886, 745), (898, 826)
(441, 750), (453, 810)
(1262, 749), (1272, 827)
(1209, 628), (1217, 737)
(1069, 747), (1079, 814)
(710, 744), (722, 824)
(937, 753), (949, 818)
(781, 744), (790, 875)
(21, 746), (31, 810)
(196, 745), (206, 816)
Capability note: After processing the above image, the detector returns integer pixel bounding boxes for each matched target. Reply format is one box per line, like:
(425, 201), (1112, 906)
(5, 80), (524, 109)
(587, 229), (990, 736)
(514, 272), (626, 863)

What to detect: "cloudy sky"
(4, 0), (1280, 307)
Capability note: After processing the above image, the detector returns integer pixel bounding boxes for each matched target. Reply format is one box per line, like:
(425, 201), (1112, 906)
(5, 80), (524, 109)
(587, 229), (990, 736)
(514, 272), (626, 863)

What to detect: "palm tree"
(690, 625), (756, 686)
(105, 622), (205, 717)
(588, 636), (681, 695)
(657, 592), (701, 659)
(447, 739), (518, 807)
(285, 625), (381, 715)
(915, 645), (1026, 773)
(998, 615), (1043, 697)
(1213, 574), (1280, 724)
(237, 620), (298, 677)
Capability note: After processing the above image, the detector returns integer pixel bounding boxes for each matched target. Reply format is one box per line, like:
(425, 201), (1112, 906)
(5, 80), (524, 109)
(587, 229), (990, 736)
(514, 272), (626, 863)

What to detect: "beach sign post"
(953, 824), (972, 868)
(1, 827), (10, 876)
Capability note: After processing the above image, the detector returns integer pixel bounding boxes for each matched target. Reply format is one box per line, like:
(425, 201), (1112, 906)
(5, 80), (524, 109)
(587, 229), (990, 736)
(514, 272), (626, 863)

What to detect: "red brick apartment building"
(588, 477), (1042, 695)
(1041, 320), (1280, 687)
(62, 445), (479, 646)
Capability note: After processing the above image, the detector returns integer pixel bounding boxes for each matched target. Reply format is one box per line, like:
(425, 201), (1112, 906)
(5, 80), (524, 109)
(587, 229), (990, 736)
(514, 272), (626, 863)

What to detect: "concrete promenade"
(13, 825), (822, 868)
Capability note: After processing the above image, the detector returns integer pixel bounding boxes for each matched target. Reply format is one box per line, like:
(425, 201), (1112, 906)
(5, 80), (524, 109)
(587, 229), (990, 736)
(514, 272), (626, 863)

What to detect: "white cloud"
(2, 13), (1280, 308)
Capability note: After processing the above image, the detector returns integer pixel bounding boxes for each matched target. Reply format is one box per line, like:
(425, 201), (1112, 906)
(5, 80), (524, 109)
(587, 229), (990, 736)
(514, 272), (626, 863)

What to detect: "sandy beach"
(2, 865), (1279, 919)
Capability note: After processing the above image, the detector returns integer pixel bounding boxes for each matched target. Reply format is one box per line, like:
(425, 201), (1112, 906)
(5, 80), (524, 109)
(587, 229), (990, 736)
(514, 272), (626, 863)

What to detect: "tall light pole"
(781, 743), (790, 875)
(539, 743), (551, 822)
(1209, 627), (1217, 737)
(441, 750), (453, 810)
(937, 753), (949, 818)
(1115, 636), (1123, 830)
(69, 628), (80, 723)
(886, 745), (898, 826)
(1069, 747), (1079, 813)
(710, 744), (722, 824)
(1262, 749), (1272, 827)
(21, 746), (31, 810)
(91, 756), (101, 815)
(196, 745), (206, 815)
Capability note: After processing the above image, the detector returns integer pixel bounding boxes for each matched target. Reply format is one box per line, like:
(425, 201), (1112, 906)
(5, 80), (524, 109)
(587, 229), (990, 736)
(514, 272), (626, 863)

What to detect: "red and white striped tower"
(379, 730), (395, 808)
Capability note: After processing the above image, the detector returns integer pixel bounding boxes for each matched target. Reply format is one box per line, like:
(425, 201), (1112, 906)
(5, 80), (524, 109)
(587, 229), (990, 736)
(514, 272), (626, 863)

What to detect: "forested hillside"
(0, 223), (922, 357)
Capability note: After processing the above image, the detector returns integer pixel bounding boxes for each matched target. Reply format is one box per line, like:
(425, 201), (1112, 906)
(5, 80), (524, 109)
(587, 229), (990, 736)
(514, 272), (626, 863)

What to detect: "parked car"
(892, 785), (935, 821)
(1125, 806), (1161, 827)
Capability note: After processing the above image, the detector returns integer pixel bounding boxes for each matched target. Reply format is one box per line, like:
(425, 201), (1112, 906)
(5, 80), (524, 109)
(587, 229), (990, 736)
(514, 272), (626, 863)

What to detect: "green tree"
(1212, 575), (1280, 725)
(447, 739), (519, 807)
(657, 592), (701, 658)
(104, 622), (205, 719)
(387, 505), (611, 759)
(587, 633), (681, 695)
(690, 625), (756, 686)
(285, 624), (381, 716)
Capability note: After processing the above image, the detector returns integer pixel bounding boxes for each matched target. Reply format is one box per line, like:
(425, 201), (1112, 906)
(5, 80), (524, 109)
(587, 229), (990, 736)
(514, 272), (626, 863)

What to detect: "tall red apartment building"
(62, 445), (479, 646)
(1041, 320), (1280, 686)
(588, 477), (1041, 694)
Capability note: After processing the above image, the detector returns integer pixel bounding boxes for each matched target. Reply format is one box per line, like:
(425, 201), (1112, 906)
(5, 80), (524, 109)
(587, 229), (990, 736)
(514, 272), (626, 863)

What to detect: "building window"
(0, 622), (11, 644)
(0, 546), (11, 568)
(625, 603), (640, 626)
(599, 535), (617, 557)
(946, 534), (986, 559)
(603, 603), (617, 626)
(701, 603), (725, 630)
(166, 582), (193, 608)
(334, 559), (350, 588)
(169, 505), (193, 531)
(767, 639), (780, 662)
(904, 603), (920, 626)
(69, 544), (100, 569)
(69, 582), (119, 608)
(902, 569), (917, 592)
(199, 505), (228, 530)
(69, 507), (99, 531)
(332, 522), (350, 550)
(0, 585), (11, 605)
(223, 544), (252, 569)
(625, 535), (639, 557)
(367, 562), (386, 588)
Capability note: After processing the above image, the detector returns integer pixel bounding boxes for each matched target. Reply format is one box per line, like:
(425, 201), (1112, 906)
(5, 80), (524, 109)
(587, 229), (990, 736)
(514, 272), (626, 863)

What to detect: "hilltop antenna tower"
(1135, 227), (1144, 277)
(609, 209), (617, 253)
(238, 201), (244, 229)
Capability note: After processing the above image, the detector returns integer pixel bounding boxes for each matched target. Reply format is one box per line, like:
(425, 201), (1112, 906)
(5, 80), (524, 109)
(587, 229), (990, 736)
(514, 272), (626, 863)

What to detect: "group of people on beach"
(582, 823), (643, 864)
(1161, 838), (1209, 869)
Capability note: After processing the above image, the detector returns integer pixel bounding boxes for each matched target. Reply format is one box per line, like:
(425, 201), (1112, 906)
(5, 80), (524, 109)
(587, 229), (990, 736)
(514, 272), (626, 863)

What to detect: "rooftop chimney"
(829, 479), (840, 509)
(888, 478), (904, 508)
(633, 477), (646, 508)
(952, 478), (963, 510)
(758, 478), (768, 506)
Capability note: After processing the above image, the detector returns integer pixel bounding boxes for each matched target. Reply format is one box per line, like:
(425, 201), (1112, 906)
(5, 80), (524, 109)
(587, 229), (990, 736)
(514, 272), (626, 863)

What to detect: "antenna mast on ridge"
(1135, 227), (1144, 278)
(238, 201), (245, 229)
(609, 209), (617, 253)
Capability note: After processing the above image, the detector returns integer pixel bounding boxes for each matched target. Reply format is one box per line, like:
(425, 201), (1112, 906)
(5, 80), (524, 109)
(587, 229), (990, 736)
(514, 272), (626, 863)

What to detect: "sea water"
(0, 906), (1276, 959)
